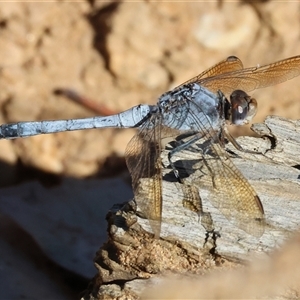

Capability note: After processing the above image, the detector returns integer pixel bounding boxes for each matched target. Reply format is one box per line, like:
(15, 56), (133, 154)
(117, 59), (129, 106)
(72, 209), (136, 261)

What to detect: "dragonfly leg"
(223, 126), (264, 155)
(167, 132), (203, 183)
(168, 131), (219, 186)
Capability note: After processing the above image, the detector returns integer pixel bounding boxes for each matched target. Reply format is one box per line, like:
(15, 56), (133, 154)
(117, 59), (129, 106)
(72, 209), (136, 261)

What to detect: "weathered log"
(82, 116), (300, 300)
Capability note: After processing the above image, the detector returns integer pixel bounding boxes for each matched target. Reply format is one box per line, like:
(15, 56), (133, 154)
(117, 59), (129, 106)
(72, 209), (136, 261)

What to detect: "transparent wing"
(167, 99), (265, 237)
(201, 142), (264, 237)
(177, 56), (244, 88)
(198, 55), (300, 96)
(125, 113), (163, 238)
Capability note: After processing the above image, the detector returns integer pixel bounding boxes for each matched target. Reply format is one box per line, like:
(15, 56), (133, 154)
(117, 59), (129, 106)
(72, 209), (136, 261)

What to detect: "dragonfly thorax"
(158, 83), (220, 131)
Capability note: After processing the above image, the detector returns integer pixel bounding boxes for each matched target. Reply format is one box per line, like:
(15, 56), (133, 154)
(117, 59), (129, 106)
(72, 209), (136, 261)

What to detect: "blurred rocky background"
(0, 0), (300, 181)
(0, 1), (300, 299)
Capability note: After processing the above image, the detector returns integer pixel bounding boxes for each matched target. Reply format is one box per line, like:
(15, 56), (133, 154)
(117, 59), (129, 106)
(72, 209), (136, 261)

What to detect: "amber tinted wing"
(125, 113), (163, 238)
(200, 142), (264, 237)
(198, 55), (300, 96)
(168, 100), (265, 236)
(177, 56), (244, 88)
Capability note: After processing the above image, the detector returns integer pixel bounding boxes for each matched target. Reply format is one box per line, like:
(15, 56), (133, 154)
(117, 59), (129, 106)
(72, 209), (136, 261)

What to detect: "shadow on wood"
(82, 116), (300, 299)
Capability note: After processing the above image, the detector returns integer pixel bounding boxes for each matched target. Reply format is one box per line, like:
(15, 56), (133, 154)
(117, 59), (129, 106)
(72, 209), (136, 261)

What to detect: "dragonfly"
(1, 55), (300, 238)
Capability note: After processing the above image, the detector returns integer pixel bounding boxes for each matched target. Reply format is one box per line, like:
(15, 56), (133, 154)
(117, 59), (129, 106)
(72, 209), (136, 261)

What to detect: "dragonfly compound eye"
(230, 90), (257, 125)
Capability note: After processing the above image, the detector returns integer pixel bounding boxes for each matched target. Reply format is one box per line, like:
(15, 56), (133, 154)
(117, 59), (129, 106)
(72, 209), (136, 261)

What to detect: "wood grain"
(84, 116), (300, 300)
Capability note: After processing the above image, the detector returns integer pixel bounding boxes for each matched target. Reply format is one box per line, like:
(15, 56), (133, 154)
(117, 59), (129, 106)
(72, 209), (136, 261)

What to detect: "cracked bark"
(82, 116), (300, 300)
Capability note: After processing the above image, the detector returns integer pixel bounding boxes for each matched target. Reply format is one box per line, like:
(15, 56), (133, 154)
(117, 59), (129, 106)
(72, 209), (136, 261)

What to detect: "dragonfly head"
(230, 90), (257, 125)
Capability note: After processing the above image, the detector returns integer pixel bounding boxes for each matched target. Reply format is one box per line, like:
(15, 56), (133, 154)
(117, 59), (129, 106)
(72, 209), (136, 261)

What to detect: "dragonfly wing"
(166, 99), (265, 237)
(125, 114), (163, 238)
(177, 56), (244, 88)
(201, 142), (264, 237)
(199, 55), (300, 95)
